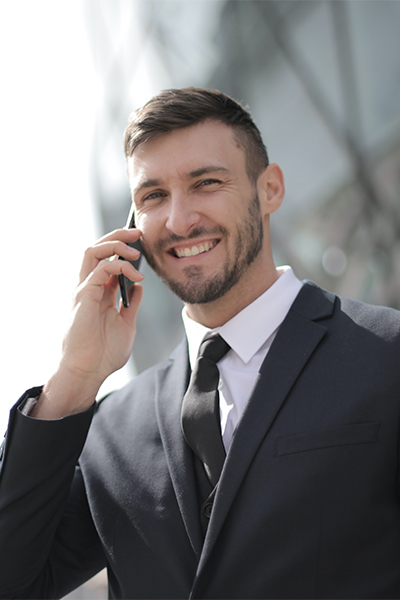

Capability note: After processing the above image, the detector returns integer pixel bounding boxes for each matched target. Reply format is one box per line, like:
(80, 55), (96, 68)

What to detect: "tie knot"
(198, 334), (230, 364)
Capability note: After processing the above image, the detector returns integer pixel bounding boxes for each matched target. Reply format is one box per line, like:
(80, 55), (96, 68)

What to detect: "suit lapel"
(154, 283), (337, 578)
(199, 282), (336, 563)
(155, 337), (204, 559)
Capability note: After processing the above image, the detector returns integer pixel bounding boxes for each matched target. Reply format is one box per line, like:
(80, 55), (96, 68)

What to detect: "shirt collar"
(182, 266), (303, 368)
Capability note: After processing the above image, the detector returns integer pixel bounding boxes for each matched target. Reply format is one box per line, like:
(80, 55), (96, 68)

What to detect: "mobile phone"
(118, 204), (142, 308)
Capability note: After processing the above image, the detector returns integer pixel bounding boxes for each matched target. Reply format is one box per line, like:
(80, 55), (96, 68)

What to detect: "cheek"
(136, 213), (153, 237)
(136, 213), (163, 251)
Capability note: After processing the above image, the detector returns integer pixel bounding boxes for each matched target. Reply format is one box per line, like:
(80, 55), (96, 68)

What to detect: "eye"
(198, 178), (220, 187)
(143, 190), (166, 201)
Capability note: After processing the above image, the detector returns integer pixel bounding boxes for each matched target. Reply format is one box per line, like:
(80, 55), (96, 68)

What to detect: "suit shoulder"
(96, 336), (188, 414)
(96, 359), (170, 411)
(338, 295), (400, 341)
(297, 281), (400, 343)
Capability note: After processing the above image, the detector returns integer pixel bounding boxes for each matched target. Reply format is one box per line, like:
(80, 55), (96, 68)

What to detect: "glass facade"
(83, 0), (400, 380)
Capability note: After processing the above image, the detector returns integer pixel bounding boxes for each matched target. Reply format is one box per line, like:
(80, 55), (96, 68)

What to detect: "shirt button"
(218, 379), (224, 390)
(203, 502), (213, 518)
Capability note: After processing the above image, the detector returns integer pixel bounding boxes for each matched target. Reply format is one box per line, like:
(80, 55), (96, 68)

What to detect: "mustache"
(152, 226), (228, 253)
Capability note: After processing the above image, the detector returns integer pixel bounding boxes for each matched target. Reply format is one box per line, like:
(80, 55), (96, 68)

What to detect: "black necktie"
(181, 334), (230, 488)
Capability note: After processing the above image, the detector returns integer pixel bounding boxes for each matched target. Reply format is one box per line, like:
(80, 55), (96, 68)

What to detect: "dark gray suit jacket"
(1, 282), (400, 598)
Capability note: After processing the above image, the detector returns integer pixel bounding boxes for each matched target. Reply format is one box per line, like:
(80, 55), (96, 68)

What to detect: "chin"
(159, 266), (243, 305)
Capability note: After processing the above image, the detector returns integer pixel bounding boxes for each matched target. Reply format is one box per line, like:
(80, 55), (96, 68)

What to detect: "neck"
(185, 257), (280, 329)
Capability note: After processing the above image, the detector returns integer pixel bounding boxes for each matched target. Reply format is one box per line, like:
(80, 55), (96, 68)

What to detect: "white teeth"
(175, 241), (217, 258)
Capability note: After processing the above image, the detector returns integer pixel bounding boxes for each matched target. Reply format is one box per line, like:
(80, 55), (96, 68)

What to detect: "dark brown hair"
(124, 87), (269, 183)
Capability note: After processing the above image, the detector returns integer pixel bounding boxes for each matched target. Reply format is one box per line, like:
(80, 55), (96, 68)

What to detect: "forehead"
(127, 121), (246, 187)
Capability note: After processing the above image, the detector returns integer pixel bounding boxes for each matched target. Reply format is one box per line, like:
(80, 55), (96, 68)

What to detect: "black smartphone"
(118, 204), (142, 308)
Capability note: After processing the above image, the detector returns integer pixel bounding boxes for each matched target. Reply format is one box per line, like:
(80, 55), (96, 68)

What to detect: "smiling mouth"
(172, 240), (219, 258)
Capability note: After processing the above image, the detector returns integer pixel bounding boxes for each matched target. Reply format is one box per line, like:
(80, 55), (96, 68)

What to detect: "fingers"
(96, 227), (142, 245)
(79, 228), (142, 284)
(82, 256), (144, 294)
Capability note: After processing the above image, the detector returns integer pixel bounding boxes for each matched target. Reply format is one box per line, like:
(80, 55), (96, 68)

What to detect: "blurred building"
(72, 0), (400, 597)
(83, 0), (400, 374)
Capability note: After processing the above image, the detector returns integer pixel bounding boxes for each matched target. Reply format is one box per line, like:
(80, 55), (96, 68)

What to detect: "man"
(1, 88), (400, 599)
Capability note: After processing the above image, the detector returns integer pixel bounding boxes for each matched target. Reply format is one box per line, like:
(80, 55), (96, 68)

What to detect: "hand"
(33, 228), (144, 419)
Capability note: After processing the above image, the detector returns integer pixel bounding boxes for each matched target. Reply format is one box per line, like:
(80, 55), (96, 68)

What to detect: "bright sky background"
(0, 2), (132, 434)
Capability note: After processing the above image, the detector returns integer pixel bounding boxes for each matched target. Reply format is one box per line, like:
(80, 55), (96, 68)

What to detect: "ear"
(257, 163), (285, 216)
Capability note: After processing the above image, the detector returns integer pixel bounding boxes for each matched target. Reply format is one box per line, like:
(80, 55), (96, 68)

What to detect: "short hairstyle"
(124, 87), (269, 184)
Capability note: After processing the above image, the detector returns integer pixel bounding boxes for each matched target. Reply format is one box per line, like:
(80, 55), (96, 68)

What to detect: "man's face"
(127, 121), (265, 305)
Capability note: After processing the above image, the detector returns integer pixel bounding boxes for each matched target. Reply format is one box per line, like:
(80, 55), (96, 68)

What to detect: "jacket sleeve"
(0, 388), (106, 599)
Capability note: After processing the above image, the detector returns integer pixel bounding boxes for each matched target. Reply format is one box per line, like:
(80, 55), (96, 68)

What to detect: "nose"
(165, 193), (200, 237)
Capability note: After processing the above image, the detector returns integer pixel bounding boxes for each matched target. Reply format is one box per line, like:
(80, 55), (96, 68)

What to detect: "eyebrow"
(133, 166), (229, 196)
(187, 166), (229, 178)
(133, 178), (162, 196)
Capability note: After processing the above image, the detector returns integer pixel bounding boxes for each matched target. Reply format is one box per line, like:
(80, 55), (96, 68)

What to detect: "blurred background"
(1, 1), (400, 597)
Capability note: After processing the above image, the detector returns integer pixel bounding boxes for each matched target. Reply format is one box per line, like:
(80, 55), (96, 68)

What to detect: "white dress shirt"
(182, 267), (303, 451)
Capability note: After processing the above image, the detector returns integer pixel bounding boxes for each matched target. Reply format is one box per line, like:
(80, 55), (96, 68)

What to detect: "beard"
(142, 192), (264, 305)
